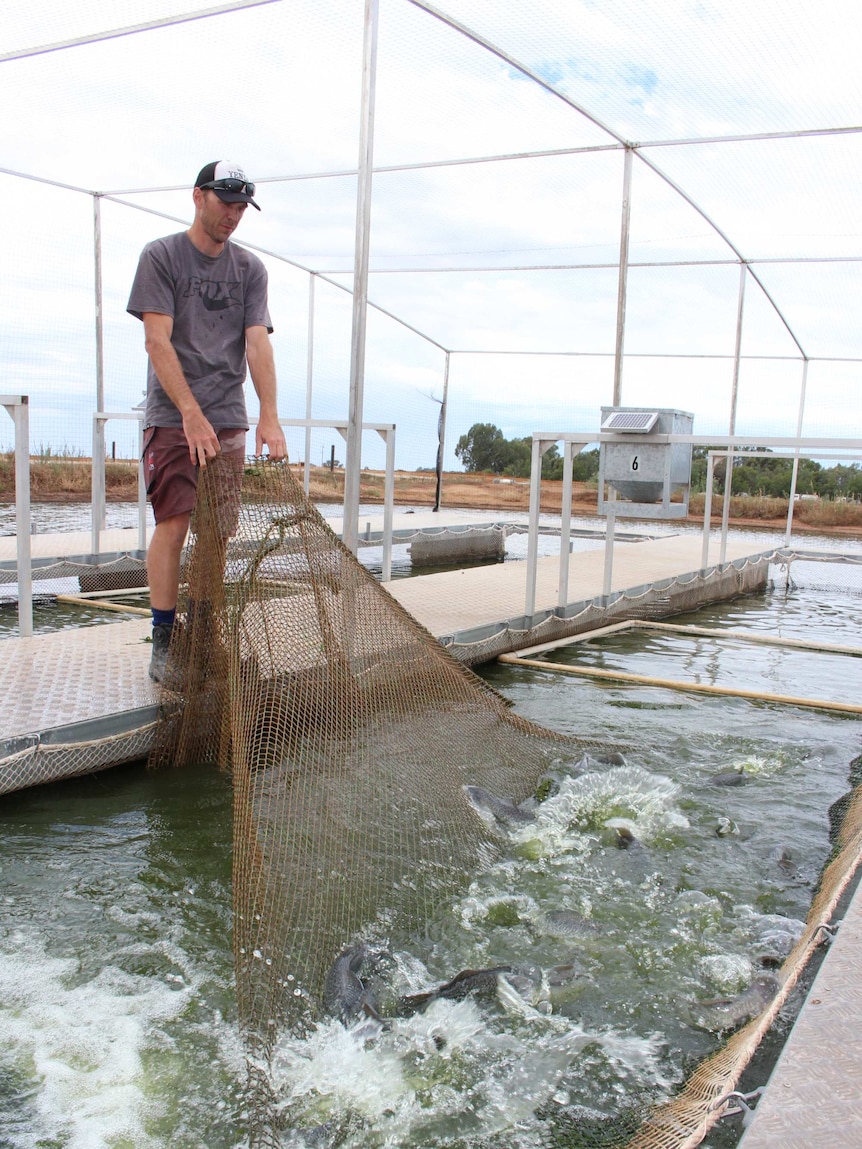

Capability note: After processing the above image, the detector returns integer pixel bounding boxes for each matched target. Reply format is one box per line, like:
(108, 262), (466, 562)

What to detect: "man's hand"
(256, 415), (287, 461)
(182, 409), (221, 467)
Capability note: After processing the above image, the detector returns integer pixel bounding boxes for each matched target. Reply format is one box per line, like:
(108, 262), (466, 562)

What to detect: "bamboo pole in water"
(514, 619), (862, 660)
(498, 653), (862, 714)
(55, 594), (151, 616)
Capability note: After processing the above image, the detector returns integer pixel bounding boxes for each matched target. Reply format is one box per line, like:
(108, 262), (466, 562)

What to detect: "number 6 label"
(631, 455), (639, 472)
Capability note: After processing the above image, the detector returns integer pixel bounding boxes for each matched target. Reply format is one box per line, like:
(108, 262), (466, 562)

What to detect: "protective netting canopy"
(150, 458), (862, 1148)
(3, 1), (862, 470)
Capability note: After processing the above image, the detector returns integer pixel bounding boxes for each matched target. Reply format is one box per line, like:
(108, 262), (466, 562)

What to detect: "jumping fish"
(464, 785), (537, 827)
(535, 909), (600, 939)
(397, 960), (547, 1015)
(397, 965), (515, 1016)
(323, 944), (384, 1027)
(693, 973), (780, 1032)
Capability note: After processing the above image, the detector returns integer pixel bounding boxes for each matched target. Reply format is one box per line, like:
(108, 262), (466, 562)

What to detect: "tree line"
(455, 423), (862, 499)
(454, 423), (599, 481)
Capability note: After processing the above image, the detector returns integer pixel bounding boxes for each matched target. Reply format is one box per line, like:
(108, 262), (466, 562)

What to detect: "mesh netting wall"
(149, 457), (590, 1143)
(148, 457), (862, 1148)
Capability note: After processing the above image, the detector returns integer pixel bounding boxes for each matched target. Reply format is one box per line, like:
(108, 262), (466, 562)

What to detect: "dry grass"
(0, 454), (140, 502)
(2, 455), (861, 536)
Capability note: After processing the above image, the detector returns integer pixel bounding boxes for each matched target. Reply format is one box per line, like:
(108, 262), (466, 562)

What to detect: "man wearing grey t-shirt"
(128, 160), (286, 684)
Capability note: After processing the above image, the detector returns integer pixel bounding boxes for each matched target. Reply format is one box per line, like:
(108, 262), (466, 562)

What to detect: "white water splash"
(0, 929), (197, 1149)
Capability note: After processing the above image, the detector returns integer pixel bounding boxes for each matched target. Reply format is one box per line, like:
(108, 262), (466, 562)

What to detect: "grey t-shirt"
(127, 231), (273, 430)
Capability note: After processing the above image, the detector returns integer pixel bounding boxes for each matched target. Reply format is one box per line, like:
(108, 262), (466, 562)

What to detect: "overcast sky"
(3, 0), (862, 470)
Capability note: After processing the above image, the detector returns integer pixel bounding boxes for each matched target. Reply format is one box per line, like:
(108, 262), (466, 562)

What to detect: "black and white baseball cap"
(194, 161), (260, 211)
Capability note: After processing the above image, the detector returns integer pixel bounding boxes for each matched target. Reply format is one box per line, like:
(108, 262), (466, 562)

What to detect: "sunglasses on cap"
(199, 177), (256, 197)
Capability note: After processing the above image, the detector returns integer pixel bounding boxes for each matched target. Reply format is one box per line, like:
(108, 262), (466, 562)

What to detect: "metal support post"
(343, 0), (379, 554)
(721, 264), (747, 563)
(2, 395), (32, 636)
(434, 352), (450, 512)
(91, 414), (107, 554)
(612, 147), (633, 407)
(303, 274), (315, 495)
(378, 426), (396, 581)
(525, 436), (558, 618)
(557, 440), (589, 608)
(602, 489), (617, 599)
(785, 359), (809, 545)
(701, 452), (717, 569)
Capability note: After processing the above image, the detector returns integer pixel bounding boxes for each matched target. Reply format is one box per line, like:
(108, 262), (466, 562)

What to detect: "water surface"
(1, 566), (860, 1147)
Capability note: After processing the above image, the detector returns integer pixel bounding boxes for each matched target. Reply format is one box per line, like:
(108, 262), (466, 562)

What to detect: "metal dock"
(1, 530), (768, 792)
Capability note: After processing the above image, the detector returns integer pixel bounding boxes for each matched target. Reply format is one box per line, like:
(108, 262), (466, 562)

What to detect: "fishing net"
(149, 455), (586, 1143)
(149, 455), (862, 1149)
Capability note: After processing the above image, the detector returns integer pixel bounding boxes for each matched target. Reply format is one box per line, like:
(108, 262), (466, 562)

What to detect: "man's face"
(195, 188), (247, 245)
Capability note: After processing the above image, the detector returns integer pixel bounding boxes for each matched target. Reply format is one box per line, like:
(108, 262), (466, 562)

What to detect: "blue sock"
(152, 607), (176, 630)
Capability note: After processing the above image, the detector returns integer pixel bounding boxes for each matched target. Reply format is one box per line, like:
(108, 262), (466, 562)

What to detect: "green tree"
(455, 425), (566, 478)
(454, 423), (509, 473)
(572, 448), (600, 482)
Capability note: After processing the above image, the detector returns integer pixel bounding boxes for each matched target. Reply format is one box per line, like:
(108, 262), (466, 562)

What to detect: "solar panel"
(601, 410), (659, 433)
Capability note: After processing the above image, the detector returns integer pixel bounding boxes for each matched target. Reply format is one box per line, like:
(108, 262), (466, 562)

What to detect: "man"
(128, 161), (287, 683)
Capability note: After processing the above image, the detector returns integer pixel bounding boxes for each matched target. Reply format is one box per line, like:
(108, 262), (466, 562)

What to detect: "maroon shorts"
(143, 426), (246, 524)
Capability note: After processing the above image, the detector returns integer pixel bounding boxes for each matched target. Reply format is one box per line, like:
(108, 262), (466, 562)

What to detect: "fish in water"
(693, 973), (780, 1032)
(464, 785), (537, 827)
(323, 944), (384, 1027)
(535, 909), (600, 939)
(397, 965), (517, 1016)
(710, 766), (750, 787)
(546, 962), (586, 987)
(715, 816), (740, 837)
(612, 826), (639, 849)
(398, 965), (512, 1014)
(594, 750), (627, 766)
(771, 846), (798, 877)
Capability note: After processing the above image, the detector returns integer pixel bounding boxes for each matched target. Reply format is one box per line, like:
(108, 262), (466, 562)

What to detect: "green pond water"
(1, 562), (861, 1148)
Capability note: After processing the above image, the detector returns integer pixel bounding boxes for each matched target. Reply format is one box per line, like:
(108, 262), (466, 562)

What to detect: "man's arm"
(246, 325), (287, 460)
(142, 312), (221, 466)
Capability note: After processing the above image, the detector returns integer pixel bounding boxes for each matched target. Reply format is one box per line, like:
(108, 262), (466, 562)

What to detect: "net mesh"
(149, 456), (586, 1141)
(149, 456), (862, 1149)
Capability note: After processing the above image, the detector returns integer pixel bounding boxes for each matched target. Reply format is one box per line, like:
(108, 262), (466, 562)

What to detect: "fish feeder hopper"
(598, 407), (694, 520)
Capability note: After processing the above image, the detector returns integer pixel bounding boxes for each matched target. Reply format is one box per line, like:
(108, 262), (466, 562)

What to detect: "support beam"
(343, 0), (379, 555)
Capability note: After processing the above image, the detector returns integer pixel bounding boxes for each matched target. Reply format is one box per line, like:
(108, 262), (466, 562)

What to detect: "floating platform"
(0, 512), (516, 588)
(0, 531), (771, 796)
(738, 870), (862, 1147)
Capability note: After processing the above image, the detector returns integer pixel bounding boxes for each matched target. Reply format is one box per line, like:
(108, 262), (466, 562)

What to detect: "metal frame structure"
(701, 447), (862, 565)
(2, 1), (862, 656)
(89, 408), (397, 556)
(525, 430), (862, 621)
(5, 5), (862, 559)
(10, 403), (397, 636)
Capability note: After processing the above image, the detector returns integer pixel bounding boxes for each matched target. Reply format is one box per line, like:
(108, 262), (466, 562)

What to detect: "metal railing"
(90, 411), (397, 579)
(526, 430), (862, 621)
(5, 404), (398, 637)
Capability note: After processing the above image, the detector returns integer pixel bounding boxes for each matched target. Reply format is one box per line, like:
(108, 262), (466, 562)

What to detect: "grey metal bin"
(598, 407), (694, 520)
